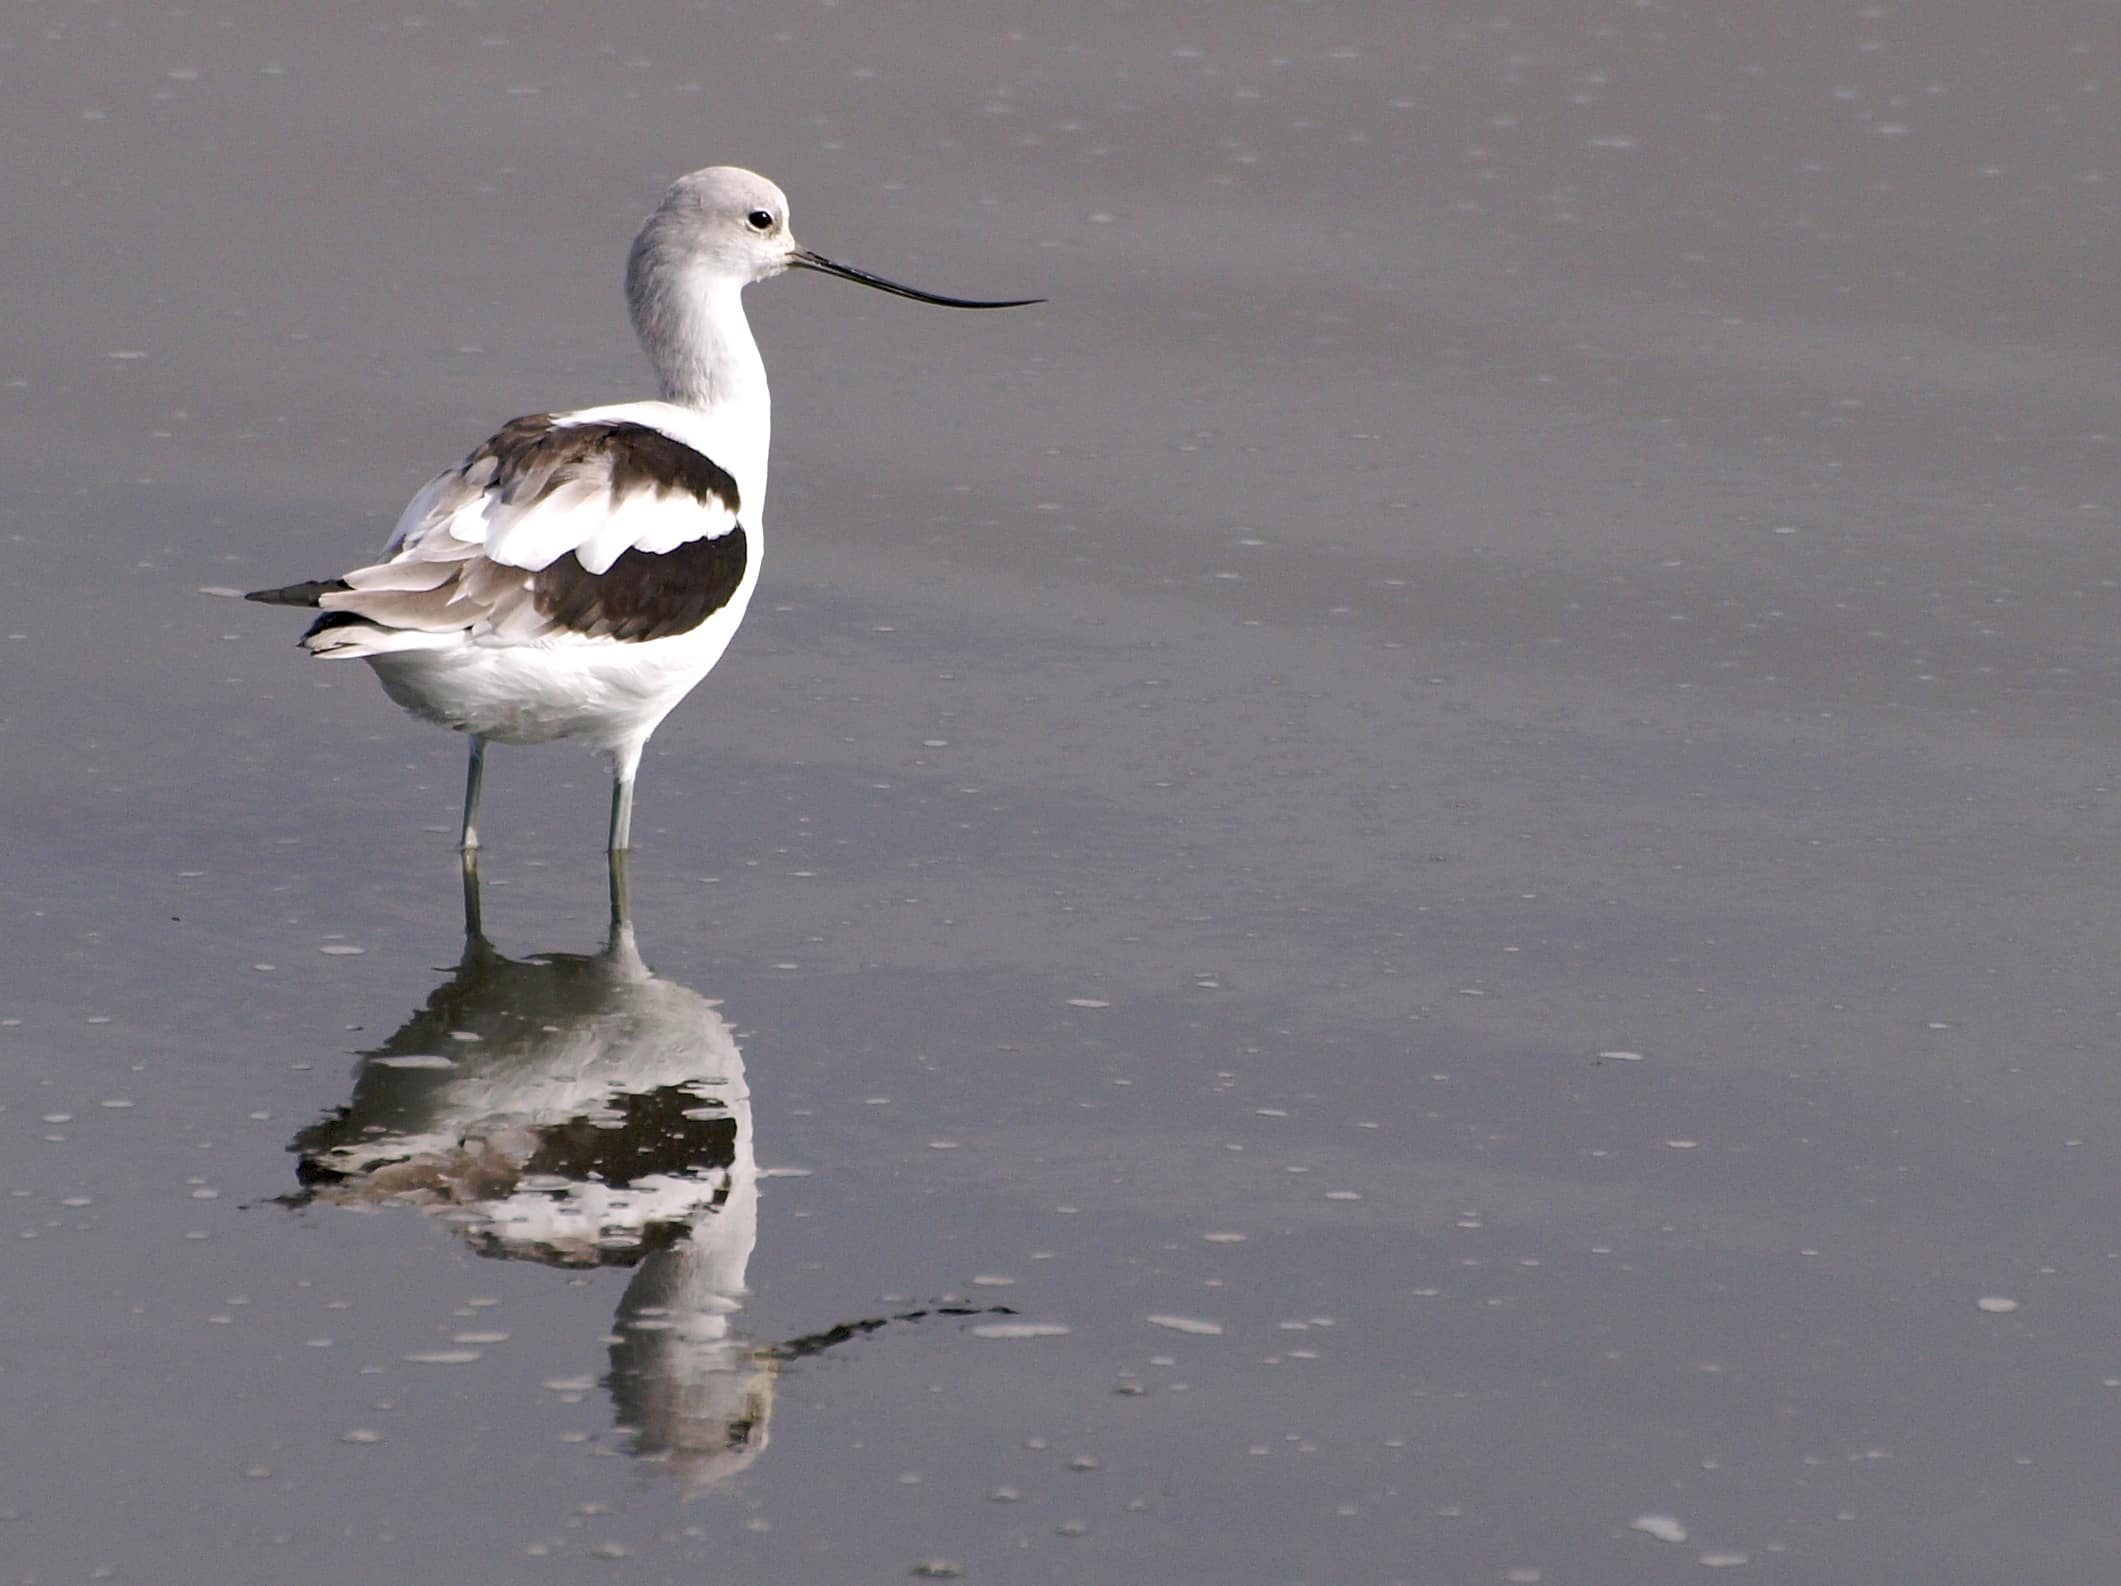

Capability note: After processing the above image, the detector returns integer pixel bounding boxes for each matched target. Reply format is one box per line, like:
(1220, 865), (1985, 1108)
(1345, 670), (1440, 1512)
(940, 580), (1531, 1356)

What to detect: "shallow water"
(4, 2), (2118, 1581)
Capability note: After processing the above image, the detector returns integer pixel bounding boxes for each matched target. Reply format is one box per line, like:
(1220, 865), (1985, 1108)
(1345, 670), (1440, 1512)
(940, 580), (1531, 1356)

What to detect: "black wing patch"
(248, 415), (749, 648)
(529, 528), (751, 642)
(479, 414), (742, 519)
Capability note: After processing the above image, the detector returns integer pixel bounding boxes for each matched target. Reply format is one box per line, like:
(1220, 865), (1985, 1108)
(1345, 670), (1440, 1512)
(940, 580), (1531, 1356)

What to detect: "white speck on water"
(542, 1376), (595, 1393)
(405, 1349), (481, 1365)
(969, 1274), (1017, 1287)
(972, 1321), (1071, 1340)
(1146, 1314), (1224, 1336)
(452, 1331), (509, 1344)
(1666, 1139), (1700, 1150)
(1201, 1231), (1247, 1243)
(340, 1428), (382, 1444)
(1066, 997), (1109, 1009)
(99, 1099), (134, 1110)
(1324, 1190), (1362, 1201)
(374, 1054), (455, 1070)
(1700, 1552), (1750, 1567)
(318, 944), (365, 956)
(1977, 1296), (2019, 1313)
(1631, 1514), (1688, 1543)
(1599, 1050), (1645, 1062)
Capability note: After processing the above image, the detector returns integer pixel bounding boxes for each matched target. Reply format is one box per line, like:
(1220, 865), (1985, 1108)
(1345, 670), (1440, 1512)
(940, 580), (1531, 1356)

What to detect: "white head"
(629, 166), (798, 293)
(630, 164), (1043, 307)
(625, 165), (1039, 411)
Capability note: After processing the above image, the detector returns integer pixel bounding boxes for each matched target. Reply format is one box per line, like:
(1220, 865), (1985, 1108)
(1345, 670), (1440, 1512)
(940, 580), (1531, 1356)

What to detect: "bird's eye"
(746, 209), (775, 232)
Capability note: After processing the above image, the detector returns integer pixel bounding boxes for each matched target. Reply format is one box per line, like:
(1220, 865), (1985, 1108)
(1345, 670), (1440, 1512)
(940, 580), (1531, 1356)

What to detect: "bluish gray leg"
(461, 851), (484, 940)
(608, 743), (643, 854)
(460, 736), (487, 855)
(607, 848), (632, 933)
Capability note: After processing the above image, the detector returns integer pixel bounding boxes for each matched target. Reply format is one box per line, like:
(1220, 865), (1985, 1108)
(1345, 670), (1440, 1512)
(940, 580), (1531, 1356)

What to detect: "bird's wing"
(319, 413), (749, 646)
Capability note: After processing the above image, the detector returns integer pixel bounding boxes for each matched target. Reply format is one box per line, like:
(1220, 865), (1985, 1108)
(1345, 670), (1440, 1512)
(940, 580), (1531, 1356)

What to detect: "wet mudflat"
(3, 1), (2117, 1582)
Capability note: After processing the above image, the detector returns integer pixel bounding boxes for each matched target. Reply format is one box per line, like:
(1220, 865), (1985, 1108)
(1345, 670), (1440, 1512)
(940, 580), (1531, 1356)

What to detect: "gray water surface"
(4, 2), (2118, 1582)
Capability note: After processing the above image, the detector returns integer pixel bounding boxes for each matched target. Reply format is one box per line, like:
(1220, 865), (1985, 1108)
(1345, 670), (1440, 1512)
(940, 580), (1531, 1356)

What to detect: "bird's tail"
(248, 577), (431, 658)
(245, 578), (351, 607)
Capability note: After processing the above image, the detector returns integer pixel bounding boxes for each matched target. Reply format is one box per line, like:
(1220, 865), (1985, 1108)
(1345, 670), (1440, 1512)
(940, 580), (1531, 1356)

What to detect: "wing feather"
(314, 412), (747, 646)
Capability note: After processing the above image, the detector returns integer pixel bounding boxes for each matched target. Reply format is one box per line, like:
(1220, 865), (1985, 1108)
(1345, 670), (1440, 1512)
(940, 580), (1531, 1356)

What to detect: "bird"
(289, 863), (773, 1492)
(249, 165), (1038, 856)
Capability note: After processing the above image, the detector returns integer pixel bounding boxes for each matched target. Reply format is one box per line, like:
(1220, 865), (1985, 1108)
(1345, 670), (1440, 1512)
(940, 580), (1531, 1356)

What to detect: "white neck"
(625, 234), (773, 511)
(633, 269), (769, 417)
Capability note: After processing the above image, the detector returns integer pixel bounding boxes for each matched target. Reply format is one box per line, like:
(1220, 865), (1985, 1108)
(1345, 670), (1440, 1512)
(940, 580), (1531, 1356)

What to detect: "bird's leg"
(459, 736), (488, 856)
(461, 850), (484, 940)
(608, 742), (644, 854)
(607, 847), (633, 934)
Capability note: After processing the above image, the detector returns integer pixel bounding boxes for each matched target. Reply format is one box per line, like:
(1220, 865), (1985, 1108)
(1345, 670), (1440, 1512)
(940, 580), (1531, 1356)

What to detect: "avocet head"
(634, 165), (1041, 309)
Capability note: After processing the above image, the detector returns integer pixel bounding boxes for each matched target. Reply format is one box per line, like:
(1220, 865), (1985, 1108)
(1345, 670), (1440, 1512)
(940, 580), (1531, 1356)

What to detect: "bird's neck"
(636, 273), (770, 420)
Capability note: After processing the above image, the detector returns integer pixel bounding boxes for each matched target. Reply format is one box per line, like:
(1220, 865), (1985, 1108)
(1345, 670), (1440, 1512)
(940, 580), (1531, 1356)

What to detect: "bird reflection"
(289, 858), (771, 1492)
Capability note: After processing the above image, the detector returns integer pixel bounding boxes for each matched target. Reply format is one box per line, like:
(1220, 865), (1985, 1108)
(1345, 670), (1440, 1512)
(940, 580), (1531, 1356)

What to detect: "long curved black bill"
(793, 248), (1042, 309)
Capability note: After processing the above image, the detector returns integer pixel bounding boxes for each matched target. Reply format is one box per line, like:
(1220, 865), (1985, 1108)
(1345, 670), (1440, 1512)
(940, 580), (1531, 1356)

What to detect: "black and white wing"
(257, 411), (750, 653)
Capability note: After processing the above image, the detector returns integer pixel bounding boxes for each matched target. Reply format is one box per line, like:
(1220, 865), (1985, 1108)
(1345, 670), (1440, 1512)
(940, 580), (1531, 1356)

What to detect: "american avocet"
(250, 166), (1037, 855)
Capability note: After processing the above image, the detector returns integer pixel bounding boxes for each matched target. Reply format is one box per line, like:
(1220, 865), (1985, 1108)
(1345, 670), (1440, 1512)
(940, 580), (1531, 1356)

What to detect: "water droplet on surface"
(1631, 1514), (1687, 1543)
(972, 1321), (1070, 1339)
(1145, 1314), (1223, 1336)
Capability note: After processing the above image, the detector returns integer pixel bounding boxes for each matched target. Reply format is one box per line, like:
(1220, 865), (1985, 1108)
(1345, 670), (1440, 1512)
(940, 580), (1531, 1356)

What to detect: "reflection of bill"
(288, 867), (770, 1492)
